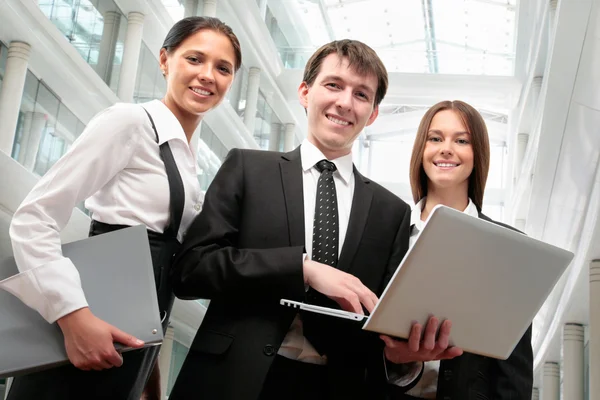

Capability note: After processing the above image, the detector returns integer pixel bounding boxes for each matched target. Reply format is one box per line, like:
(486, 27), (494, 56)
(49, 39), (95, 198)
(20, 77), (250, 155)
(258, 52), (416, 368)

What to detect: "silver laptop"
(0, 225), (163, 378)
(282, 205), (573, 360)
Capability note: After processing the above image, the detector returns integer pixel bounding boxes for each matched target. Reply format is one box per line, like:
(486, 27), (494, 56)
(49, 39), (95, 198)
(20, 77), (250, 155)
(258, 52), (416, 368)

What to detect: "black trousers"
(258, 355), (327, 400)
(6, 224), (179, 400)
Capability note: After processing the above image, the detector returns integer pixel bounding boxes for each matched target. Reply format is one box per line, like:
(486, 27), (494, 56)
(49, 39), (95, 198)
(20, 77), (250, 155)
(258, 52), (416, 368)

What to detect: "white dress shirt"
(3, 100), (203, 324)
(406, 197), (479, 399)
(278, 139), (355, 365)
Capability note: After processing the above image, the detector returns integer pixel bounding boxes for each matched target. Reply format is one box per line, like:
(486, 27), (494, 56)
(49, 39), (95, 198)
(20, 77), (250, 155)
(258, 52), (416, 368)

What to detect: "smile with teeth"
(327, 115), (351, 126)
(190, 87), (212, 96)
(435, 162), (459, 168)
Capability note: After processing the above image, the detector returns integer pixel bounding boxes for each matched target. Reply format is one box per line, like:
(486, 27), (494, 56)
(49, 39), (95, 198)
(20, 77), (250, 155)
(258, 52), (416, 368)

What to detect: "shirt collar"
(300, 139), (354, 185)
(142, 99), (190, 148)
(411, 197), (479, 231)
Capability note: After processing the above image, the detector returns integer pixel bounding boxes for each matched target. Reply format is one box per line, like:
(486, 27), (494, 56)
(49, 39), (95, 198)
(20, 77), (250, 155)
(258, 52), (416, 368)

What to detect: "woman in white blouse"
(401, 100), (533, 399)
(4, 16), (241, 400)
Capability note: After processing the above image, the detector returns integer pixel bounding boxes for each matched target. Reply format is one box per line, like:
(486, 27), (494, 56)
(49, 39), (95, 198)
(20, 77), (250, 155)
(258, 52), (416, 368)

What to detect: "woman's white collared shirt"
(4, 100), (203, 324)
(406, 197), (479, 399)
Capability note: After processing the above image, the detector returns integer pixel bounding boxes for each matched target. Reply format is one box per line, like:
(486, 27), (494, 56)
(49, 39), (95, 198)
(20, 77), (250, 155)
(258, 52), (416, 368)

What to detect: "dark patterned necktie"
(312, 160), (338, 267)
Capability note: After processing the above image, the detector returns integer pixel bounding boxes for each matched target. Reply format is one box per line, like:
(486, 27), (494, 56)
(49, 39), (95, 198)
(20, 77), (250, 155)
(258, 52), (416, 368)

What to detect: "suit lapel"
(280, 148), (305, 248)
(338, 167), (373, 272)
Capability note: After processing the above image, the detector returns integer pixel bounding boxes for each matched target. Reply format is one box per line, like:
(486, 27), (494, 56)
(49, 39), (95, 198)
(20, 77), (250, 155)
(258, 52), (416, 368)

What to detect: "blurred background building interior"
(0, 0), (598, 398)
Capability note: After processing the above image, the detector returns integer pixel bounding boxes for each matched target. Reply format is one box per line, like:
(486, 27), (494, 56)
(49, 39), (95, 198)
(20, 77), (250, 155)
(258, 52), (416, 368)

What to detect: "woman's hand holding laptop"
(380, 316), (463, 363)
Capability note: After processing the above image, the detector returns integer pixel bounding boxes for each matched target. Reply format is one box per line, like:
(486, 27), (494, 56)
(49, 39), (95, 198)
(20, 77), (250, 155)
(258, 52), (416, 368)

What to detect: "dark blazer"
(401, 213), (534, 400)
(168, 147), (412, 400)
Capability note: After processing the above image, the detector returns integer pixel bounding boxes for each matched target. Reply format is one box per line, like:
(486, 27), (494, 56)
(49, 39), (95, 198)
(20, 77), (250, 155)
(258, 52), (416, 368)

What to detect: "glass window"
(38, 0), (127, 90)
(0, 41), (8, 92)
(133, 43), (166, 103)
(11, 70), (85, 176)
(281, 0), (516, 75)
(252, 90), (281, 151)
(198, 123), (227, 190)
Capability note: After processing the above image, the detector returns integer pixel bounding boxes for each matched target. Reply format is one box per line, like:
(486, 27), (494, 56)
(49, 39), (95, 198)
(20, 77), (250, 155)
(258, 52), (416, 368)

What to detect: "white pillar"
(96, 11), (120, 83)
(532, 387), (540, 400)
(158, 325), (175, 400)
(21, 112), (46, 170)
(184, 0), (198, 17)
(258, 0), (268, 20)
(117, 12), (144, 102)
(542, 362), (560, 400)
(590, 260), (600, 400)
(283, 123), (295, 152)
(515, 133), (529, 178)
(203, 0), (217, 17)
(243, 67), (261, 134)
(269, 122), (280, 151)
(563, 323), (585, 400)
(531, 76), (543, 119)
(515, 218), (526, 232)
(549, 0), (559, 42)
(0, 41), (31, 154)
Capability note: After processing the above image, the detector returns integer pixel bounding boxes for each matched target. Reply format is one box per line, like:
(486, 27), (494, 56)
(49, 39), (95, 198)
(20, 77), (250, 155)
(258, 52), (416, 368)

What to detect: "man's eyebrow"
(320, 75), (376, 94)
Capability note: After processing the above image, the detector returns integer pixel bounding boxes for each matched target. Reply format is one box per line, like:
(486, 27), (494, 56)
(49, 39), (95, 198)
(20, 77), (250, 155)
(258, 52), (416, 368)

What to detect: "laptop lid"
(0, 225), (163, 378)
(362, 205), (573, 359)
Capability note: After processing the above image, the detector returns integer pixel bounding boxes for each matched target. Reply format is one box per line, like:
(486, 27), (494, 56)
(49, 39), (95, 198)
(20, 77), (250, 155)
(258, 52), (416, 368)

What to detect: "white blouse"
(2, 100), (203, 324)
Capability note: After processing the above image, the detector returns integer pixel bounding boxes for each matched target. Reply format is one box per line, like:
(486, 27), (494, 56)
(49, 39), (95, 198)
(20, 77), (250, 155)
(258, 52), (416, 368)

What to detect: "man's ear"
(298, 81), (309, 109)
(365, 105), (379, 127)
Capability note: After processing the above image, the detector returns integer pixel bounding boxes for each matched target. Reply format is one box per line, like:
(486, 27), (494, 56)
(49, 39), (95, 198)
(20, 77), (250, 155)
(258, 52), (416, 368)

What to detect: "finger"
(408, 323), (422, 352)
(111, 327), (144, 348)
(90, 359), (113, 371)
(436, 320), (452, 350)
(438, 346), (463, 360)
(357, 288), (378, 313)
(105, 348), (125, 367)
(422, 317), (439, 350)
(379, 335), (396, 348)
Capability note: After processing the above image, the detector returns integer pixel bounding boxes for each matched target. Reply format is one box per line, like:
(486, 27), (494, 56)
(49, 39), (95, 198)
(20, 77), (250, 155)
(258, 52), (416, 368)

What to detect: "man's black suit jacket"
(168, 147), (412, 400)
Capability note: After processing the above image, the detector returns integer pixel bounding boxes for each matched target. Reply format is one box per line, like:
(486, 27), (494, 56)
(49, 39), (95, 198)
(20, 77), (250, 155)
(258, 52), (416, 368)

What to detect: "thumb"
(380, 335), (393, 347)
(111, 327), (144, 348)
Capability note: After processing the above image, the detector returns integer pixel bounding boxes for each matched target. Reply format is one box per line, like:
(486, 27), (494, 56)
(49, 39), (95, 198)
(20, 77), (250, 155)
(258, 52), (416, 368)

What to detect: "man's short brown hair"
(302, 39), (388, 106)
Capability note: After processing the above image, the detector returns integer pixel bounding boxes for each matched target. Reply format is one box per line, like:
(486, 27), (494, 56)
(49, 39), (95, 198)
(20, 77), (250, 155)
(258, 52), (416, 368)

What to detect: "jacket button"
(263, 344), (276, 356)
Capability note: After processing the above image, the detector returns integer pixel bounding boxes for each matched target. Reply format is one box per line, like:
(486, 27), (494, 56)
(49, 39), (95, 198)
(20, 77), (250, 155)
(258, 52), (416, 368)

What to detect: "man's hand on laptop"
(57, 307), (145, 371)
(380, 317), (463, 363)
(303, 259), (378, 314)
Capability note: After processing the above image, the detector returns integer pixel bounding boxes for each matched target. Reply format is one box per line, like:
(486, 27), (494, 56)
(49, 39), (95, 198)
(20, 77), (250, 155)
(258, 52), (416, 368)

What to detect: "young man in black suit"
(168, 39), (462, 400)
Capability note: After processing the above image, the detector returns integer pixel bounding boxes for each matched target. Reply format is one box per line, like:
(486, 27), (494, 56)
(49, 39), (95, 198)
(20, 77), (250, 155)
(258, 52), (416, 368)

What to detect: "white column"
(515, 218), (526, 232)
(269, 122), (280, 151)
(117, 12), (144, 102)
(203, 0), (217, 17)
(258, 0), (268, 20)
(184, 0), (198, 17)
(549, 0), (559, 42)
(532, 387), (540, 400)
(590, 260), (600, 400)
(531, 76), (543, 118)
(96, 11), (120, 82)
(515, 133), (529, 178)
(0, 41), (31, 154)
(243, 67), (261, 134)
(542, 362), (560, 400)
(563, 323), (585, 400)
(158, 325), (175, 400)
(283, 123), (295, 152)
(3, 377), (11, 400)
(21, 112), (46, 170)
